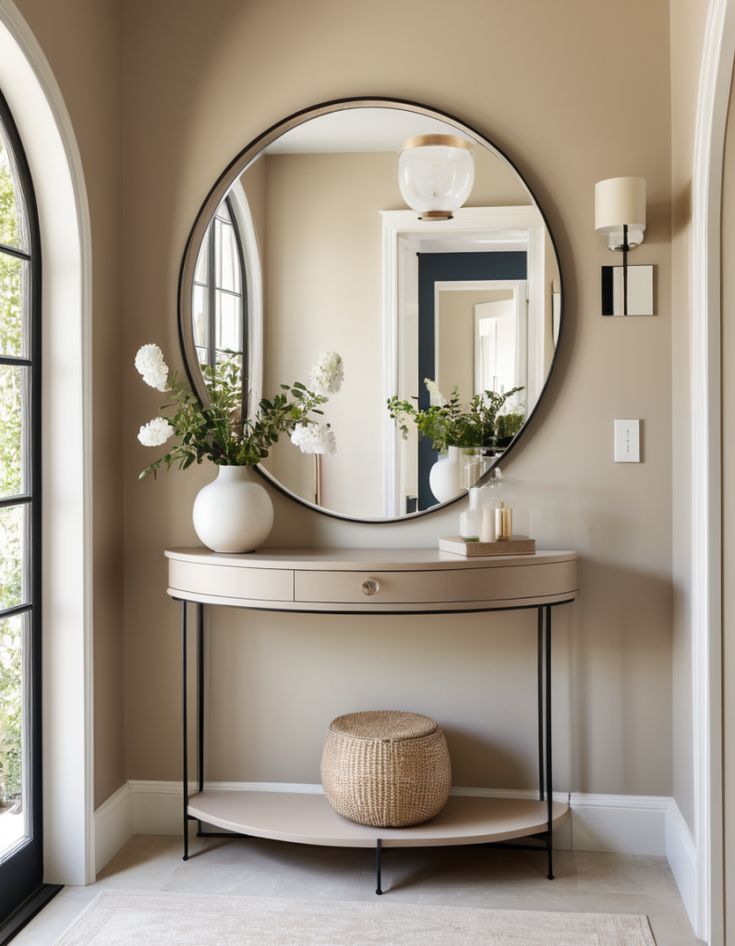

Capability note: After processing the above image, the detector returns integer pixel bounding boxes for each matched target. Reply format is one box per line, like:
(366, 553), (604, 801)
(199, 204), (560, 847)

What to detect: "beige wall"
(1, 0), (679, 810)
(669, 0), (708, 833)
(259, 151), (395, 517)
(12, 0), (125, 808)
(121, 0), (673, 798)
(722, 61), (735, 946)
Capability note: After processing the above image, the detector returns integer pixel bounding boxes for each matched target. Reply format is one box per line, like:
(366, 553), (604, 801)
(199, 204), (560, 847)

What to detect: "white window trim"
(227, 180), (263, 409)
(0, 0), (94, 885)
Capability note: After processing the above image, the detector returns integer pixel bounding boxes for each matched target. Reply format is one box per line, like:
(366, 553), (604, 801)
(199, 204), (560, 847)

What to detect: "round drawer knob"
(362, 578), (380, 596)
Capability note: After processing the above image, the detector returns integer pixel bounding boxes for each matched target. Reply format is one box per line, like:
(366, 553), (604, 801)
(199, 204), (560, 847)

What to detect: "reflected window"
(192, 198), (247, 371)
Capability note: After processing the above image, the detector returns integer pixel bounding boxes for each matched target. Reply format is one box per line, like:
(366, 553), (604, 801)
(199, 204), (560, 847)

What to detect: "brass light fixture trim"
(401, 133), (473, 151)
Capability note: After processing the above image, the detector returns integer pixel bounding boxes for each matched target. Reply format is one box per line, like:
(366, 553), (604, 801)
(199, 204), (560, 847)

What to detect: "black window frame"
(0, 89), (60, 944)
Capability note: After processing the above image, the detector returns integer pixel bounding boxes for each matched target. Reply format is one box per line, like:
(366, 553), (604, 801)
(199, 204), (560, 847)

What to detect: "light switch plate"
(614, 419), (640, 462)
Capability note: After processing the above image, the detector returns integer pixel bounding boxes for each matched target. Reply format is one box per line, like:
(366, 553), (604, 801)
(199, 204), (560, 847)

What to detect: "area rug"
(54, 890), (657, 945)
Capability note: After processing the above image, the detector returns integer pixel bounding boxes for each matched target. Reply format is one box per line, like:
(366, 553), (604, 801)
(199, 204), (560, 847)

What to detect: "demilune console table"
(166, 547), (578, 894)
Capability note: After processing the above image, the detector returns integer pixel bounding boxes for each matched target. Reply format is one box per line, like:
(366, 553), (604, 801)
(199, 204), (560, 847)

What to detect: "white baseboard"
(450, 786), (573, 849)
(665, 798), (698, 934)
(93, 782), (132, 874)
(94, 779), (695, 912)
(569, 792), (669, 856)
(127, 780), (323, 836)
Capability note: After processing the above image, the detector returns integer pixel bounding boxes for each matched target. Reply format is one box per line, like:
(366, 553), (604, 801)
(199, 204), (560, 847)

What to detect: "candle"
(494, 502), (512, 540)
(480, 507), (495, 542)
(459, 487), (483, 540)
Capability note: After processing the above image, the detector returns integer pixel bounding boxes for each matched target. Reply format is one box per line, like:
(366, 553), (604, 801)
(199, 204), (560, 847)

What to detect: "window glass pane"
(0, 504), (27, 610)
(0, 254), (28, 358)
(0, 126), (28, 252)
(216, 291), (241, 353)
(0, 612), (27, 858)
(0, 365), (27, 498)
(215, 219), (240, 294)
(192, 285), (208, 349)
(193, 237), (208, 285)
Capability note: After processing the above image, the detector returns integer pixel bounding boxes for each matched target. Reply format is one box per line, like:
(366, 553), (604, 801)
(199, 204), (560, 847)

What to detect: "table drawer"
(169, 559), (293, 602)
(295, 569), (451, 605)
(294, 560), (577, 607)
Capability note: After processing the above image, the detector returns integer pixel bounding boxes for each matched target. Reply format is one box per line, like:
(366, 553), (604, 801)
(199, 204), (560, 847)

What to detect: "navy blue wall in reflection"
(417, 251), (527, 511)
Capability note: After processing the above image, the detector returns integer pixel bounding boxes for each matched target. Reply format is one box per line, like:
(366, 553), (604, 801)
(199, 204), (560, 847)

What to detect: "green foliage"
(0, 618), (21, 807)
(140, 355), (330, 479)
(387, 380), (525, 453)
(0, 138), (24, 809)
(495, 410), (526, 443)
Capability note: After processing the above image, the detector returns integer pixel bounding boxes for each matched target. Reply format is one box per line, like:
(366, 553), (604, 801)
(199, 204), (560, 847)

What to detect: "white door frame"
(381, 206), (544, 518)
(470, 291), (527, 399)
(691, 0), (735, 941)
(429, 279), (527, 398)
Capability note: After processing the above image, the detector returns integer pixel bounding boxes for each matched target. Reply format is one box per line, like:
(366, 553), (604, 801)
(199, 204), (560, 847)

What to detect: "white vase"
(192, 465), (274, 553)
(429, 446), (462, 503)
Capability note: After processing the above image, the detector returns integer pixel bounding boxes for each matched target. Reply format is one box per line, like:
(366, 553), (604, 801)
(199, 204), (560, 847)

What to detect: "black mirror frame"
(178, 96), (565, 524)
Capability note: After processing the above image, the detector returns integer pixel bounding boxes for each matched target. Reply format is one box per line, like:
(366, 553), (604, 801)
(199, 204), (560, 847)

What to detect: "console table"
(166, 547), (578, 894)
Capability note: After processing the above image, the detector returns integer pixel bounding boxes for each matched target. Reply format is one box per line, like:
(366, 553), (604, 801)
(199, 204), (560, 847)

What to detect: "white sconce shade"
(595, 176), (646, 250)
(399, 134), (475, 220)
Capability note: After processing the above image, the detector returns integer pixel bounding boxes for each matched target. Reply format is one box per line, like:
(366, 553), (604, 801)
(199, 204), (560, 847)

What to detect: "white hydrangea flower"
(135, 343), (170, 392)
(138, 416), (175, 448)
(309, 351), (344, 396)
(424, 378), (445, 407)
(290, 422), (337, 456)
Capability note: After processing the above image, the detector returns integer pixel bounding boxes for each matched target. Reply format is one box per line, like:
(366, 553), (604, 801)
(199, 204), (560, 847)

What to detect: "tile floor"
(13, 835), (701, 945)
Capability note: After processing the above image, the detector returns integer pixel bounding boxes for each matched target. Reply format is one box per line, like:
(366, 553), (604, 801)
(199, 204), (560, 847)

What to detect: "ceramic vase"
(429, 446), (462, 503)
(192, 465), (273, 553)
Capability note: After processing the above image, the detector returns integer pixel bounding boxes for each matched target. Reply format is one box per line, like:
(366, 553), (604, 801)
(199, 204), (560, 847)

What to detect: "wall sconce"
(595, 176), (653, 316)
(399, 134), (474, 220)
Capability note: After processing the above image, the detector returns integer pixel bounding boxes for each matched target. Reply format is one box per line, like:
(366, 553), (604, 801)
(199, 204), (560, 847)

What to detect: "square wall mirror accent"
(601, 264), (654, 317)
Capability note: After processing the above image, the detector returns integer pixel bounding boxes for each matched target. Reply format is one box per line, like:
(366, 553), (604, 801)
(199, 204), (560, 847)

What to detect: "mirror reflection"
(182, 103), (562, 521)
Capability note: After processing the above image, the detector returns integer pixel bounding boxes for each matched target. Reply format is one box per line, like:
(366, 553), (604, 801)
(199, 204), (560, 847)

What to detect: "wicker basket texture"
(320, 710), (451, 828)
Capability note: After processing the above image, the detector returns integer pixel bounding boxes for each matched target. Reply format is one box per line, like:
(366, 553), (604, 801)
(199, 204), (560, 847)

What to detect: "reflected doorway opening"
(382, 206), (552, 518)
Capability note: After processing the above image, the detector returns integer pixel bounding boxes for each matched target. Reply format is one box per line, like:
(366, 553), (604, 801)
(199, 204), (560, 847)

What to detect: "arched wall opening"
(0, 0), (93, 885)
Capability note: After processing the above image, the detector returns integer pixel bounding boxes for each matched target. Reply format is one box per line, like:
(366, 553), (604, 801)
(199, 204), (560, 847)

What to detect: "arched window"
(192, 196), (247, 372)
(0, 88), (43, 929)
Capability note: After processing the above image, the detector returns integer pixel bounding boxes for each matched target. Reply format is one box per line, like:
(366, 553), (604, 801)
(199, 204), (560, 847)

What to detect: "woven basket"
(320, 710), (451, 828)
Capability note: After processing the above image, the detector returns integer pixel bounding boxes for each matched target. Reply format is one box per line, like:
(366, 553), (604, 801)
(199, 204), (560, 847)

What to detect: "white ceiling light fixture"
(399, 134), (475, 220)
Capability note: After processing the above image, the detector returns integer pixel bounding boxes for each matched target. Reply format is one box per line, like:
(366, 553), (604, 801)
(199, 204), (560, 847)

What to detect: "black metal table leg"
(537, 607), (544, 803)
(196, 603), (204, 836)
(375, 839), (383, 895)
(545, 604), (553, 880)
(181, 600), (189, 861)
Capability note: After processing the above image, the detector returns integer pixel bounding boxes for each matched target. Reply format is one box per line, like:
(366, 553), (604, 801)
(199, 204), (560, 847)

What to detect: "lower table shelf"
(187, 790), (570, 849)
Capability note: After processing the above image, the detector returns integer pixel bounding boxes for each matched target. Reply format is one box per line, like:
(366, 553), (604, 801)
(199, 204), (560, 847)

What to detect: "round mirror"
(179, 98), (563, 522)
